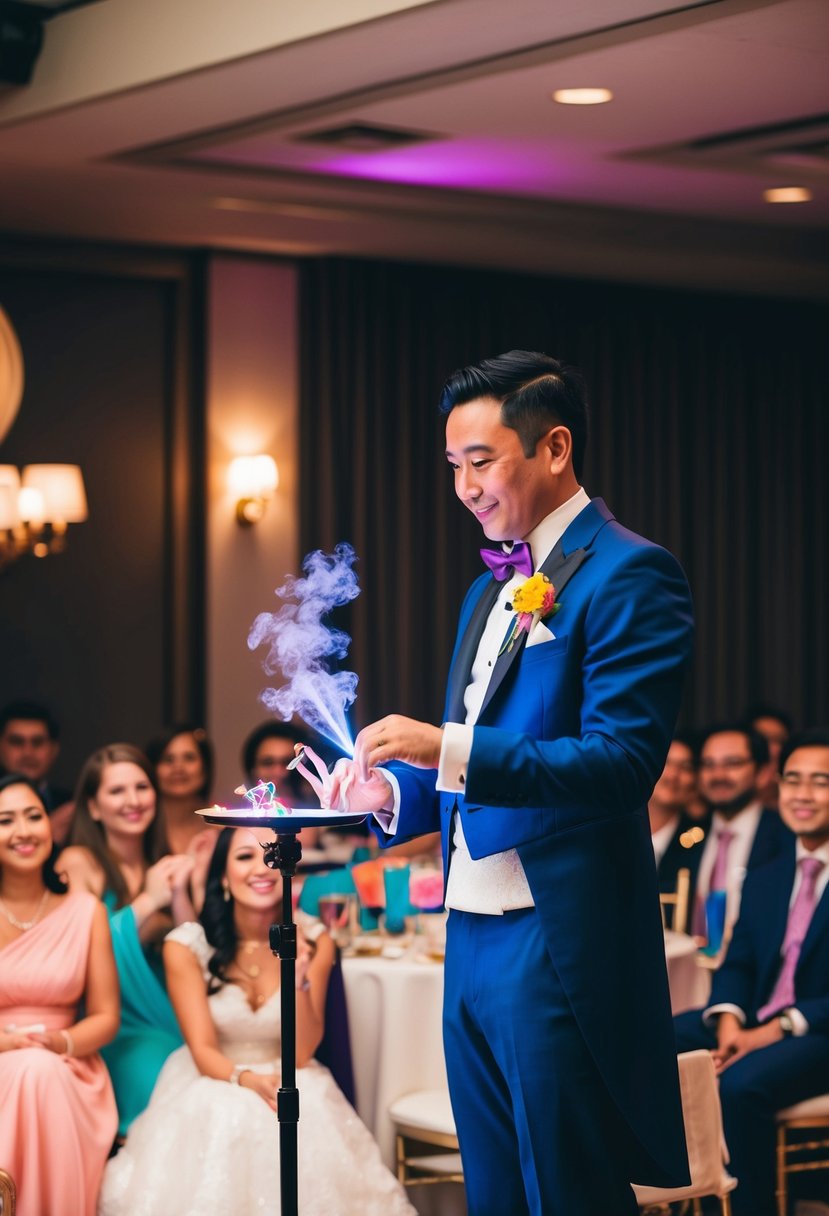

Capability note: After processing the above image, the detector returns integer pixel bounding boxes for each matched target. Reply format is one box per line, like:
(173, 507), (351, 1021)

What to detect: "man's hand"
(352, 716), (443, 782)
(711, 1013), (783, 1073)
(327, 760), (393, 814)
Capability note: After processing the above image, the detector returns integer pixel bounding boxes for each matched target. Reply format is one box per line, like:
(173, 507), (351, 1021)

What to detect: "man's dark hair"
(700, 722), (770, 768)
(779, 727), (829, 774)
(742, 702), (793, 734)
(439, 350), (589, 479)
(0, 700), (59, 740)
(241, 720), (309, 781)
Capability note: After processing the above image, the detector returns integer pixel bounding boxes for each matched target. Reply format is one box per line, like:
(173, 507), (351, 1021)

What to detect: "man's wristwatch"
(778, 1013), (795, 1037)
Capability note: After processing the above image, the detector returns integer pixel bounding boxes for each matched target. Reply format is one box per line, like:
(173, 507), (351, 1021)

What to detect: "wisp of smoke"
(247, 543), (360, 755)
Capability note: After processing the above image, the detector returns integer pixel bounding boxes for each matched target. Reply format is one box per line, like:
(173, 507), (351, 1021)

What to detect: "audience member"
(0, 773), (119, 1216)
(692, 723), (791, 943)
(99, 826), (416, 1215)
(673, 728), (829, 1216)
(59, 744), (193, 1135)
(745, 702), (793, 809)
(146, 723), (216, 908)
(0, 699), (74, 843)
(242, 719), (322, 847)
(649, 732), (705, 930)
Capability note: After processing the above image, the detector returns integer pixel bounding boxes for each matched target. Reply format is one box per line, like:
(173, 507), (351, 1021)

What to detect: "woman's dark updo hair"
(0, 773), (68, 894)
(199, 828), (239, 992)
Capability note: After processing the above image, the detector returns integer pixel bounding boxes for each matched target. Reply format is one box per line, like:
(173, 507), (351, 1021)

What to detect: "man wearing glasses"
(692, 723), (791, 944)
(674, 728), (829, 1216)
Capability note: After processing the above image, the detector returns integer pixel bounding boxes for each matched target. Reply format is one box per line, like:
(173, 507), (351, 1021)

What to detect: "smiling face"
(225, 828), (282, 912)
(778, 746), (829, 848)
(0, 782), (53, 877)
(651, 740), (697, 812)
(156, 732), (206, 800)
(88, 760), (156, 842)
(445, 396), (571, 542)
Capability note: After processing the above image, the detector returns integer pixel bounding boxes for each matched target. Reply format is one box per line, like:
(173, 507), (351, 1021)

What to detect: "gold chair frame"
(776, 1100), (829, 1216)
(660, 866), (691, 935)
(0, 1168), (16, 1216)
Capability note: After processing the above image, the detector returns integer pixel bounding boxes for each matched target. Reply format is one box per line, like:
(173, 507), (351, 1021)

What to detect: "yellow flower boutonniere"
(499, 573), (561, 656)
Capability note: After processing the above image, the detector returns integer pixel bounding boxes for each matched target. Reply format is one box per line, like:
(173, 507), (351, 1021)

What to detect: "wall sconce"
(0, 463), (88, 570)
(228, 454), (279, 526)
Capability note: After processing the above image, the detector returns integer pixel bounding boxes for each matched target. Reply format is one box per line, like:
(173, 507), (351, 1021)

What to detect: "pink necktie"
(691, 830), (735, 936)
(758, 856), (825, 1022)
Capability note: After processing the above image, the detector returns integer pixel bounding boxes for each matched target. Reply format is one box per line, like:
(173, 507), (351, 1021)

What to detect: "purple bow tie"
(480, 541), (533, 581)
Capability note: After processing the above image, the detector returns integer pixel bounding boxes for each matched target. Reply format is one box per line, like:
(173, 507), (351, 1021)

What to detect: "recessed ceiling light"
(552, 88), (613, 106)
(763, 186), (813, 204)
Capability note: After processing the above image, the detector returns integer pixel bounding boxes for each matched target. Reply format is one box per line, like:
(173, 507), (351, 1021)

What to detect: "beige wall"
(206, 254), (300, 798)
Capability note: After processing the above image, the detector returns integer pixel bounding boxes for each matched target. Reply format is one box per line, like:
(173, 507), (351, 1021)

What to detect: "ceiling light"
(763, 186), (813, 204)
(552, 88), (613, 106)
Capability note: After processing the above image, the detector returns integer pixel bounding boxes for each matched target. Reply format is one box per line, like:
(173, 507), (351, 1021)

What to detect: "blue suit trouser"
(443, 908), (639, 1216)
(674, 1010), (829, 1216)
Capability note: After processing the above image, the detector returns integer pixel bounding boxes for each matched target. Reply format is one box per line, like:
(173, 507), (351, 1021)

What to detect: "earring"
(222, 881), (231, 903)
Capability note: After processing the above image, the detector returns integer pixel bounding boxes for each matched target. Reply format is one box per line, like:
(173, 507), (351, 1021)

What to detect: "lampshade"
(227, 454), (279, 499)
(0, 465), (21, 527)
(21, 464), (88, 522)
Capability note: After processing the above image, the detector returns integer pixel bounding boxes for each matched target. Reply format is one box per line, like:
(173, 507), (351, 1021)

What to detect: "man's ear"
(543, 425), (573, 475)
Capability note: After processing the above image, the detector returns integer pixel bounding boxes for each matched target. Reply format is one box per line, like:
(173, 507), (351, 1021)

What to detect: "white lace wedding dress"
(98, 922), (416, 1216)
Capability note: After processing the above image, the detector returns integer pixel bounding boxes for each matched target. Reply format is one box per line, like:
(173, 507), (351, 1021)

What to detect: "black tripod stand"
(262, 832), (303, 1216)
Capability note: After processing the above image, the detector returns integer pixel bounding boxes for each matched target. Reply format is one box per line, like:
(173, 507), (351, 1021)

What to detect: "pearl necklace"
(0, 888), (49, 931)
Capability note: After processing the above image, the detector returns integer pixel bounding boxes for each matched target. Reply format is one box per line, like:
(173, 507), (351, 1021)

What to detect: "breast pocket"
(519, 634), (569, 666)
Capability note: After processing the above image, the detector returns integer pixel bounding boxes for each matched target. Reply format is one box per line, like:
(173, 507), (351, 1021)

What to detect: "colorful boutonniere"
(499, 572), (561, 656)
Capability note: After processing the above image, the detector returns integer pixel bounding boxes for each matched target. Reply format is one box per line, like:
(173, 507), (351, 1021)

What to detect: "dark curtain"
(299, 257), (829, 736)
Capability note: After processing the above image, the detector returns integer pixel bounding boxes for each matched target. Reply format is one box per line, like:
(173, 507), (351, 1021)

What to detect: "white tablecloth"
(665, 929), (712, 1014)
(342, 950), (447, 1168)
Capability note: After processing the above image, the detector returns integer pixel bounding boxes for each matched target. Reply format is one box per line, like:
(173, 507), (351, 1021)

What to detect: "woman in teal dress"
(59, 743), (196, 1135)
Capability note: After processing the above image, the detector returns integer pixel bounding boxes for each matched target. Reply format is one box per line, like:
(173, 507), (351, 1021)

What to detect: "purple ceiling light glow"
(310, 139), (559, 194)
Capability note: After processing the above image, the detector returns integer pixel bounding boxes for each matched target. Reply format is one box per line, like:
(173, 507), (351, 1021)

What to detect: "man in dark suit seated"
(691, 722), (791, 943)
(650, 731), (705, 930)
(673, 728), (829, 1216)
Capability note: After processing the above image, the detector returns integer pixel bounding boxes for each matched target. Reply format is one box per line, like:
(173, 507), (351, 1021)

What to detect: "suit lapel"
(477, 542), (590, 721)
(444, 577), (501, 723)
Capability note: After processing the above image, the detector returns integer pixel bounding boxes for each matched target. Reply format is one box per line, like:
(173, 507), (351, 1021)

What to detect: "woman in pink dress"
(0, 773), (119, 1216)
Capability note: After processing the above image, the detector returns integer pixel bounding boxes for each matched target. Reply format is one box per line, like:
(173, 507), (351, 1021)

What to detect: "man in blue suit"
(331, 351), (694, 1215)
(674, 728), (829, 1216)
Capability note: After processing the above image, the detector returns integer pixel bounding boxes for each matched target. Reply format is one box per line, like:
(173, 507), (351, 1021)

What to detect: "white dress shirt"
(436, 487), (592, 914)
(704, 838), (829, 1036)
(651, 813), (681, 867)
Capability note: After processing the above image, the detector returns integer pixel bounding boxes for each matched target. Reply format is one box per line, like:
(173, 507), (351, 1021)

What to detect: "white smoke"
(247, 543), (360, 755)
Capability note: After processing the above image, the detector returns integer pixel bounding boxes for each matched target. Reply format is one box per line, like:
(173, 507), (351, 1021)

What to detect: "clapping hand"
(144, 855), (193, 913)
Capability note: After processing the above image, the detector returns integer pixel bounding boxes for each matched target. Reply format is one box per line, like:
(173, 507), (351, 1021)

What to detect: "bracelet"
(59, 1028), (75, 1057)
(228, 1063), (250, 1085)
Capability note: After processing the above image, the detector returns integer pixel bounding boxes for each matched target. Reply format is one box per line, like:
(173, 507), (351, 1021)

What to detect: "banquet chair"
(775, 1092), (829, 1216)
(0, 1168), (15, 1215)
(389, 1089), (464, 1187)
(659, 867), (691, 935)
(633, 1050), (737, 1215)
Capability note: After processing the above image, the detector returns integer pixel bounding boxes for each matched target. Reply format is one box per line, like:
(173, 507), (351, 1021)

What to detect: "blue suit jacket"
(710, 839), (829, 1034)
(383, 498), (695, 1186)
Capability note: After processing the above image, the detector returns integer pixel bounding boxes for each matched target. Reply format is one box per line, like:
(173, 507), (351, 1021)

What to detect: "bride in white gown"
(99, 827), (416, 1216)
